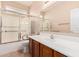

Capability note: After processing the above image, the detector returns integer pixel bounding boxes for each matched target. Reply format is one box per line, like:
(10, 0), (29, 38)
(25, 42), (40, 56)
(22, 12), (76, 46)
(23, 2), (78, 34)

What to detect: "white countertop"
(29, 32), (79, 57)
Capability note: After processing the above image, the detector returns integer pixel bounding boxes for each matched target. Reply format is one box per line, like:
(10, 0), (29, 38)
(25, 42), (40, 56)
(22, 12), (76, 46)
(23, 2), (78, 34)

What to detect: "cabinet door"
(33, 40), (40, 57)
(54, 51), (66, 57)
(29, 38), (33, 56)
(40, 44), (54, 57)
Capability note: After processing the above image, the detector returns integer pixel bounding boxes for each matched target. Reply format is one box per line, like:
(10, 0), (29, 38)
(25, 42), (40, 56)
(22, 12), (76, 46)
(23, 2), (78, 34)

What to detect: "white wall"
(46, 1), (79, 32)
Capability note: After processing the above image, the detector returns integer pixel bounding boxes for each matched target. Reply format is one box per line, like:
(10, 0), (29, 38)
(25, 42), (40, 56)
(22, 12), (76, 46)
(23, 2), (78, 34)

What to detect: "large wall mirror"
(70, 8), (79, 33)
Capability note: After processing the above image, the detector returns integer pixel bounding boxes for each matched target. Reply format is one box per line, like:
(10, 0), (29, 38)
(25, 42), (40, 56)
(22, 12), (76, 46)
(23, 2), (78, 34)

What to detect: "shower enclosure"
(0, 8), (31, 43)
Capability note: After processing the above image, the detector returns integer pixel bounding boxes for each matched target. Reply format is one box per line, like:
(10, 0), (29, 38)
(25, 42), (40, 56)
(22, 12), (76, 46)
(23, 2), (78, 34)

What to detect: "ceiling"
(1, 1), (56, 16)
(17, 1), (45, 16)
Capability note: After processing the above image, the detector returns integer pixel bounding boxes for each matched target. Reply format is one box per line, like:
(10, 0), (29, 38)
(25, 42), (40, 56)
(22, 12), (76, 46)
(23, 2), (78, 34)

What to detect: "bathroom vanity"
(29, 32), (79, 57)
(29, 38), (66, 57)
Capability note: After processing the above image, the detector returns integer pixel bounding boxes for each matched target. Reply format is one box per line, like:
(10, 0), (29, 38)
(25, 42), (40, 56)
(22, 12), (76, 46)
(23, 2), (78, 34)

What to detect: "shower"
(0, 7), (31, 43)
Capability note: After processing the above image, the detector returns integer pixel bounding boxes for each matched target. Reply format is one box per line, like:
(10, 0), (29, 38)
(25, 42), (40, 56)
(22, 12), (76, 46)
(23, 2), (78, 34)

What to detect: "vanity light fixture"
(42, 1), (56, 10)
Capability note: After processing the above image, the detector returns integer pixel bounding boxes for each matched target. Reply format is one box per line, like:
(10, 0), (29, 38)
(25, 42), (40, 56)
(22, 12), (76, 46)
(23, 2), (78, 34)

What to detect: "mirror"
(70, 8), (79, 33)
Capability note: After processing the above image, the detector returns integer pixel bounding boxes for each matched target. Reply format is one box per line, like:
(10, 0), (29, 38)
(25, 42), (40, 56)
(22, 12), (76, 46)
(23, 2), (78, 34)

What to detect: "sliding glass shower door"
(1, 13), (19, 43)
(1, 11), (31, 43)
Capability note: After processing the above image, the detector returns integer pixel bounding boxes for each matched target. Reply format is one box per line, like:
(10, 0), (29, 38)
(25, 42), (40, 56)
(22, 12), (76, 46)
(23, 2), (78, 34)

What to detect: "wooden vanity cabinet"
(40, 44), (54, 57)
(29, 38), (66, 57)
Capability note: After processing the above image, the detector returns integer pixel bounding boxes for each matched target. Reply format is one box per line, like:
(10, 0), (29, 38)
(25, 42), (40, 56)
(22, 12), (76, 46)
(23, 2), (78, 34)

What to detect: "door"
(29, 38), (33, 56)
(40, 44), (54, 57)
(33, 40), (40, 57)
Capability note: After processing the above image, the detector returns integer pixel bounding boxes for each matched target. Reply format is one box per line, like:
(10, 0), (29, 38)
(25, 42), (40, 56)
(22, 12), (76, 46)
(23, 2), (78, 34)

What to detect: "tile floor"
(0, 51), (31, 57)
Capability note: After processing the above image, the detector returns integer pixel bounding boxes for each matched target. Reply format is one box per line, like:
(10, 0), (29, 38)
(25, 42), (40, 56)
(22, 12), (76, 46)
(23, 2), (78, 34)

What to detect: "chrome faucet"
(50, 34), (54, 39)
